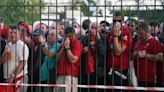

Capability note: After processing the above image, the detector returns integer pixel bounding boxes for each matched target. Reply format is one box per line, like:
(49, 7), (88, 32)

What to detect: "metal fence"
(0, 1), (164, 92)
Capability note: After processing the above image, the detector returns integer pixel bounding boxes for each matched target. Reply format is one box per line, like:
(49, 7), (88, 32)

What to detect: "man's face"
(50, 23), (56, 30)
(113, 16), (122, 29)
(9, 29), (19, 43)
(73, 23), (80, 29)
(148, 25), (159, 35)
(100, 23), (106, 31)
(41, 24), (47, 33)
(19, 26), (28, 37)
(91, 22), (98, 32)
(60, 24), (65, 30)
(138, 29), (147, 42)
(47, 31), (57, 43)
(127, 21), (136, 32)
(33, 35), (42, 44)
(73, 23), (80, 35)
(65, 33), (72, 38)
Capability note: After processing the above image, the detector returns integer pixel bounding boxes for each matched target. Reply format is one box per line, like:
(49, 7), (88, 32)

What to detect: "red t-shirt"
(157, 44), (164, 84)
(133, 36), (163, 82)
(0, 27), (9, 39)
(156, 62), (163, 85)
(57, 39), (82, 77)
(107, 26), (133, 70)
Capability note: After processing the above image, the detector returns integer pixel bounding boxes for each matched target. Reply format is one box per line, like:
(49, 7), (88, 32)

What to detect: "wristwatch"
(65, 48), (71, 51)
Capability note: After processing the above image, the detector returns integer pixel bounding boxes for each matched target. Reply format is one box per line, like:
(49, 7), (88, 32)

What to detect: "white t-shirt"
(3, 40), (29, 79)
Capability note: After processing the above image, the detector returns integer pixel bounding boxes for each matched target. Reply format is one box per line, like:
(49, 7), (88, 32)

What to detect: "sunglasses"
(113, 20), (122, 22)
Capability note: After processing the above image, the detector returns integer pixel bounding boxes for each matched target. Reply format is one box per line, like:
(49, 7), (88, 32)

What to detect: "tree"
(78, 0), (96, 16)
(0, 0), (44, 25)
(123, 9), (164, 23)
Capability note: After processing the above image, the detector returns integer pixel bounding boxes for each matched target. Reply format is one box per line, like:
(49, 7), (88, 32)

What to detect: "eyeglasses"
(113, 20), (122, 22)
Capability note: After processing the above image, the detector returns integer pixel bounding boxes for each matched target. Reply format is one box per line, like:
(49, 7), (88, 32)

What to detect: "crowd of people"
(0, 11), (164, 92)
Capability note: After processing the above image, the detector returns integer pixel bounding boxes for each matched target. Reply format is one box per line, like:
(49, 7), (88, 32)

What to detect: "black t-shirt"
(0, 38), (6, 82)
(29, 44), (45, 83)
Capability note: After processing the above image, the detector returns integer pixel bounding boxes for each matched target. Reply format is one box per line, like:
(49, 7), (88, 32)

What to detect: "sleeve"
(19, 44), (29, 61)
(154, 40), (163, 53)
(72, 41), (82, 58)
(0, 39), (6, 56)
(122, 32), (133, 50)
(58, 44), (63, 52)
(122, 35), (129, 47)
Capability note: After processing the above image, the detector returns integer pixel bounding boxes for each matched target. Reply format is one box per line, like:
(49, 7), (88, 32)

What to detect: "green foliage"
(79, 0), (96, 16)
(80, 1), (92, 16)
(0, 0), (44, 25)
(123, 9), (164, 23)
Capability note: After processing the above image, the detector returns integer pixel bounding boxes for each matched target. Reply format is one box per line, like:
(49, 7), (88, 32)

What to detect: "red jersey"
(157, 62), (163, 85)
(0, 27), (9, 39)
(133, 36), (163, 82)
(57, 39), (82, 77)
(107, 26), (133, 70)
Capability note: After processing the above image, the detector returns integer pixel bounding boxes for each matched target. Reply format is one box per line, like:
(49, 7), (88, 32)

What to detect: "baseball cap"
(32, 28), (43, 36)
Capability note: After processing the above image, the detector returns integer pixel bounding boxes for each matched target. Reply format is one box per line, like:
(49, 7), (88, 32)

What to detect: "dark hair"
(138, 22), (148, 32)
(82, 19), (91, 30)
(17, 21), (24, 26)
(113, 11), (124, 20)
(8, 24), (18, 29)
(8, 24), (20, 33)
(114, 11), (123, 16)
(149, 21), (160, 28)
(100, 20), (110, 27)
(41, 23), (48, 29)
(64, 27), (75, 34)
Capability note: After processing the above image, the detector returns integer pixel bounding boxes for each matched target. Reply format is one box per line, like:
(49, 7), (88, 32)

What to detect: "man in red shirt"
(107, 11), (133, 89)
(55, 27), (82, 92)
(0, 17), (9, 40)
(133, 22), (163, 87)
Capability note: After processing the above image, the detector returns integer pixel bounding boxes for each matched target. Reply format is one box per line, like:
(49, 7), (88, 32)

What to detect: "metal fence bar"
(0, 1), (164, 92)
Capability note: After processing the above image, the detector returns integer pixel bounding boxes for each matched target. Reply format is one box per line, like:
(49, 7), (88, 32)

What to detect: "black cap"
(8, 24), (18, 29)
(32, 29), (43, 36)
(64, 27), (75, 34)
